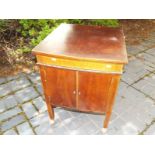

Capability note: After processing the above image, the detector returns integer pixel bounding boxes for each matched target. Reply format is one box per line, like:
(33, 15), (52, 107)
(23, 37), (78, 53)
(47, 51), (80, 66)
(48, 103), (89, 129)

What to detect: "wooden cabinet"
(32, 24), (128, 129)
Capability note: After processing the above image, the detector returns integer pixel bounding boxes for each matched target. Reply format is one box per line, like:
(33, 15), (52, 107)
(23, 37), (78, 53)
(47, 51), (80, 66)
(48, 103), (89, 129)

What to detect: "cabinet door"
(40, 66), (76, 108)
(78, 71), (114, 113)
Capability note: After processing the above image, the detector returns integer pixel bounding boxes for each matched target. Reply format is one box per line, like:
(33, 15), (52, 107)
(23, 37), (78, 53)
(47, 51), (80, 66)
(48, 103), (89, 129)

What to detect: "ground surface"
(1, 31), (155, 135)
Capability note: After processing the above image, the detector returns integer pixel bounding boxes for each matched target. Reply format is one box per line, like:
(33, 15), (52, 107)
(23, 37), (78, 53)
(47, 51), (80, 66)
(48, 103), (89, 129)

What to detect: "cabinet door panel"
(40, 66), (76, 108)
(78, 71), (114, 113)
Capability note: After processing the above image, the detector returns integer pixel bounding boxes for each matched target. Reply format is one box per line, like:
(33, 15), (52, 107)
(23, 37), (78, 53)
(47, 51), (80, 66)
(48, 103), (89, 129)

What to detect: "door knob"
(73, 91), (76, 94)
(78, 92), (81, 95)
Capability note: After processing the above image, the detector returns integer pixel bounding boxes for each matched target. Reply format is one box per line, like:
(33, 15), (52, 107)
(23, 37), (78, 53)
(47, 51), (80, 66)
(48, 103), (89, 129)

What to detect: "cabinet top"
(32, 24), (128, 64)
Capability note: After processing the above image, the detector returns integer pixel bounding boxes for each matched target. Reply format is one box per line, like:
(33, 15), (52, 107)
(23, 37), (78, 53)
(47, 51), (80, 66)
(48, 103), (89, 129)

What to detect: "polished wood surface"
(40, 66), (76, 108)
(39, 65), (120, 115)
(36, 55), (123, 74)
(33, 24), (128, 129)
(32, 24), (128, 64)
(78, 72), (120, 113)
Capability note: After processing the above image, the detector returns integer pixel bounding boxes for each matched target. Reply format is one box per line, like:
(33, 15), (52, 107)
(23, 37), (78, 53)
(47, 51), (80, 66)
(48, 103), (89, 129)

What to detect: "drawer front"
(37, 55), (123, 74)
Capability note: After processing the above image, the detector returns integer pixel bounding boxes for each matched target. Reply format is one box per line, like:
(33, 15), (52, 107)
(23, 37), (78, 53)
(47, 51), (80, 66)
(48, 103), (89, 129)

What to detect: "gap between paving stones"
(14, 96), (45, 135)
(0, 98), (39, 135)
(0, 71), (42, 106)
(0, 94), (43, 115)
(128, 46), (151, 57)
(120, 78), (155, 134)
(0, 79), (40, 100)
(138, 118), (155, 135)
(121, 70), (155, 104)
(0, 113), (25, 134)
(1, 103), (38, 135)
(0, 72), (79, 134)
(0, 73), (42, 135)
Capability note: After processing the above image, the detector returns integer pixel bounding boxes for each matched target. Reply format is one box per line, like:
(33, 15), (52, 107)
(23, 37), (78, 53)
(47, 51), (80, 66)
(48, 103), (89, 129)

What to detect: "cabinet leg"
(101, 113), (111, 133)
(45, 95), (55, 124)
(102, 76), (120, 131)
(103, 112), (111, 128)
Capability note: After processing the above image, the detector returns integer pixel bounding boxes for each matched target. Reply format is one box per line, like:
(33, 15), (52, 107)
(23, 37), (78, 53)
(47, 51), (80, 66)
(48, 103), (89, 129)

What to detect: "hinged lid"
(32, 24), (128, 64)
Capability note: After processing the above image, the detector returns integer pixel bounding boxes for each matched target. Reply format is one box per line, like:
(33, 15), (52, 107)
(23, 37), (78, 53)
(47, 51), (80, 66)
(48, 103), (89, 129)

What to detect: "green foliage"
(18, 19), (68, 46)
(87, 19), (119, 27)
(0, 20), (7, 30)
(0, 20), (16, 32)
(16, 46), (31, 54)
(68, 19), (85, 24)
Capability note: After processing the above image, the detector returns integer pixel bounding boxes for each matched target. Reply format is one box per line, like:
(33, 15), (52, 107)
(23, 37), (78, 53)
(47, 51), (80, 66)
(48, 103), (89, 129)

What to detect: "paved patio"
(1, 33), (155, 135)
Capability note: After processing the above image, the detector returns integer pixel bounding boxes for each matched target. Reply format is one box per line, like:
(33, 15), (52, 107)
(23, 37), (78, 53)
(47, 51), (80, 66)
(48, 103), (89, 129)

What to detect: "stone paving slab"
(35, 83), (43, 95)
(8, 76), (31, 92)
(140, 40), (155, 48)
(0, 83), (12, 97)
(1, 114), (25, 132)
(22, 102), (39, 119)
(65, 121), (99, 135)
(1, 39), (155, 135)
(144, 123), (155, 135)
(35, 120), (68, 135)
(27, 72), (41, 84)
(6, 73), (25, 81)
(16, 122), (34, 135)
(145, 48), (155, 56)
(0, 77), (6, 85)
(121, 59), (150, 85)
(3, 129), (18, 135)
(132, 73), (155, 100)
(32, 97), (47, 113)
(0, 95), (18, 113)
(29, 111), (50, 128)
(126, 45), (147, 56)
(0, 107), (21, 122)
(14, 86), (39, 103)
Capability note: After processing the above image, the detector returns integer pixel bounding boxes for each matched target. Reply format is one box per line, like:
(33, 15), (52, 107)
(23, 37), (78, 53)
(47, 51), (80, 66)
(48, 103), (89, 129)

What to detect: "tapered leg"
(44, 95), (55, 124)
(102, 76), (120, 131)
(104, 112), (111, 128)
(39, 66), (55, 124)
(100, 112), (111, 133)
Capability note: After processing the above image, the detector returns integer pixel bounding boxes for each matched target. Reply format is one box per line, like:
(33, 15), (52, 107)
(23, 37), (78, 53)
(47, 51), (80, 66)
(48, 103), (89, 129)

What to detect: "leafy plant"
(0, 20), (7, 30)
(18, 19), (65, 46)
(87, 19), (119, 27)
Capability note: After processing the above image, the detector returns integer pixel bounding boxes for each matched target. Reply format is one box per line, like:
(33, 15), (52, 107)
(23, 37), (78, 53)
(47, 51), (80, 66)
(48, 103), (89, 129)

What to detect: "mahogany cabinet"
(32, 24), (128, 129)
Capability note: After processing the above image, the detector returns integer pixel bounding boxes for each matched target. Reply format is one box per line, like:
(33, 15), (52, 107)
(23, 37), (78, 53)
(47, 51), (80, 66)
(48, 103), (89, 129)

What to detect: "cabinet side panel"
(39, 65), (55, 120)
(39, 65), (47, 95)
(103, 75), (121, 128)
